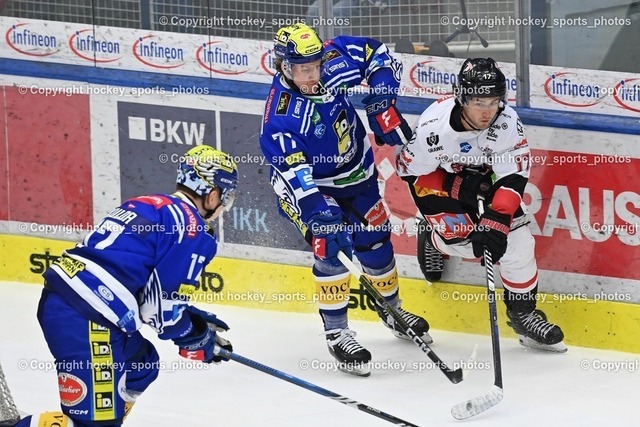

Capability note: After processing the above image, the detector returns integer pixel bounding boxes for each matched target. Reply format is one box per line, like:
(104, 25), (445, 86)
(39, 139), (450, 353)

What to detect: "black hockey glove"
(443, 170), (493, 207)
(363, 93), (412, 146)
(470, 207), (511, 263)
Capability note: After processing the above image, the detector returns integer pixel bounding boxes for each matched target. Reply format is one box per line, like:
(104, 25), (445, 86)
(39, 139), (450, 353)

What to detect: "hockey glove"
(174, 305), (232, 364)
(363, 93), (412, 146)
(308, 212), (353, 267)
(470, 207), (511, 263)
(443, 170), (493, 207)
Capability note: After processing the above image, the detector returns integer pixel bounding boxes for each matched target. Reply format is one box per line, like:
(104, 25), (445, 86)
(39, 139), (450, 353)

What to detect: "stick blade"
(451, 385), (503, 420)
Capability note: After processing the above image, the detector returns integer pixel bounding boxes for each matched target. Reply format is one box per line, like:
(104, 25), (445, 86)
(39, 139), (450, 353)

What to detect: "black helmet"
(454, 58), (506, 104)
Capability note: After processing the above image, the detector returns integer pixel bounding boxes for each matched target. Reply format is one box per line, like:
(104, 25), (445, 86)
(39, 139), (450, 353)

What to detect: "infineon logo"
(68, 29), (122, 63)
(543, 72), (610, 107)
(196, 41), (250, 75)
(127, 116), (205, 145)
(5, 23), (60, 57)
(260, 48), (276, 76)
(132, 35), (185, 69)
(613, 78), (640, 114)
(409, 60), (455, 97)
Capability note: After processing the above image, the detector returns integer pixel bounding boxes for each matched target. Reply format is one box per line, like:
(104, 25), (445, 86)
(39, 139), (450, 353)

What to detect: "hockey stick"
(337, 251), (463, 384)
(450, 197), (504, 419)
(216, 348), (420, 426)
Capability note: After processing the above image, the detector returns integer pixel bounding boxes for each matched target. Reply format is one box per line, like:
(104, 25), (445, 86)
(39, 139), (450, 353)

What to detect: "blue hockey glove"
(363, 93), (412, 146)
(174, 305), (232, 364)
(308, 212), (353, 267)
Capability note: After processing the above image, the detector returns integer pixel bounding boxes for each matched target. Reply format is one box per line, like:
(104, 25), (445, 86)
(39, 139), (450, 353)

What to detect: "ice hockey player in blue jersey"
(259, 23), (430, 376)
(13, 145), (238, 427)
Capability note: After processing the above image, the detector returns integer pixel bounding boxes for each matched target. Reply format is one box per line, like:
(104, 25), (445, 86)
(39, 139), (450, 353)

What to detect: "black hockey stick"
(216, 348), (420, 426)
(337, 252), (464, 384)
(450, 197), (503, 419)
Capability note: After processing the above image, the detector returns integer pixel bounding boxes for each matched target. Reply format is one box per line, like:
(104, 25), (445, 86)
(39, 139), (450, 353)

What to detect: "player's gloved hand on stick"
(174, 305), (232, 364)
(308, 212), (353, 267)
(363, 93), (412, 146)
(443, 170), (493, 207)
(470, 207), (511, 263)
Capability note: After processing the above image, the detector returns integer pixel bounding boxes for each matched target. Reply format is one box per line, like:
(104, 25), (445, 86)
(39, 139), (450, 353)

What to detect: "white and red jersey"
(396, 96), (530, 216)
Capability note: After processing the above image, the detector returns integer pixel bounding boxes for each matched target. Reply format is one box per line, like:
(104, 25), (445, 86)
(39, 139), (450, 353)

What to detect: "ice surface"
(1, 281), (637, 427)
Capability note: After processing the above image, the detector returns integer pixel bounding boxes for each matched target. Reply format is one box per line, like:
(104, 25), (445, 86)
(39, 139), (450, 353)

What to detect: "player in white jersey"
(396, 58), (567, 352)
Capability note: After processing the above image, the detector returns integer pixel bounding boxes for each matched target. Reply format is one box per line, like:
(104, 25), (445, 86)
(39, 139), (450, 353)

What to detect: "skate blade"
(518, 336), (568, 353)
(392, 330), (434, 345)
(337, 363), (371, 377)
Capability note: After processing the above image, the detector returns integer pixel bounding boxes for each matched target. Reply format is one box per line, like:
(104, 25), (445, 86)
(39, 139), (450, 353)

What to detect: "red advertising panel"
(527, 149), (640, 280)
(0, 85), (92, 224)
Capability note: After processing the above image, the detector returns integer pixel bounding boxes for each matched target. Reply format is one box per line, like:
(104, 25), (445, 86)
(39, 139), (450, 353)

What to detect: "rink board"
(2, 233), (638, 354)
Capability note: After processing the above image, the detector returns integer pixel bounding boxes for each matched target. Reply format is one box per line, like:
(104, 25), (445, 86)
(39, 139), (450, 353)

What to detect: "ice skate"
(325, 328), (372, 377)
(375, 303), (433, 344)
(417, 220), (444, 283)
(507, 309), (567, 353)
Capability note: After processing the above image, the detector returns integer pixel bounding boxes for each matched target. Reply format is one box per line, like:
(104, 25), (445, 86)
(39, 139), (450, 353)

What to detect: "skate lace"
(521, 311), (556, 338)
(327, 329), (365, 355)
(397, 307), (420, 328)
(424, 242), (444, 271)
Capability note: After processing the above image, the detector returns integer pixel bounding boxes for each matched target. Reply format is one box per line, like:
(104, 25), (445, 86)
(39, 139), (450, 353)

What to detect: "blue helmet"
(177, 145), (238, 211)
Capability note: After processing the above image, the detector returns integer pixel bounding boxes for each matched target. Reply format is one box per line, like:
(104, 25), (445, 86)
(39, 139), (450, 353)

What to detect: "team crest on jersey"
(276, 92), (291, 115)
(459, 142), (472, 153)
(426, 133), (442, 153)
(333, 110), (351, 155)
(323, 49), (342, 62)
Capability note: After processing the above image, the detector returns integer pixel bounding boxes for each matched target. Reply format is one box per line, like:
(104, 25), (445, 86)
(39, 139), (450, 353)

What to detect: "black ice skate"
(507, 309), (567, 353)
(325, 328), (372, 377)
(417, 220), (444, 283)
(375, 303), (433, 344)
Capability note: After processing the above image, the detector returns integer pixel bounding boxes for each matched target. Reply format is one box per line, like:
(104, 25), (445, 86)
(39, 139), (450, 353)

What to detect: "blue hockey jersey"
(259, 36), (403, 233)
(43, 193), (217, 340)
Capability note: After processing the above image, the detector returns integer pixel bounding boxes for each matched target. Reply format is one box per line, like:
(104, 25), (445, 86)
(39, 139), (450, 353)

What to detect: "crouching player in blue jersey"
(14, 146), (238, 427)
(259, 23), (430, 377)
